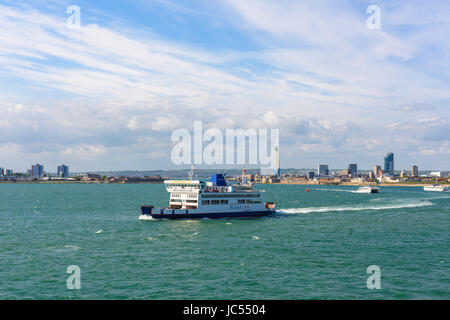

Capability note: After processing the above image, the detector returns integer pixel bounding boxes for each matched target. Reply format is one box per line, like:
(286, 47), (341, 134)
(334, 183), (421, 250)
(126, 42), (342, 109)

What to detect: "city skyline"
(1, 151), (447, 174)
(3, 158), (445, 175)
(1, 1), (449, 171)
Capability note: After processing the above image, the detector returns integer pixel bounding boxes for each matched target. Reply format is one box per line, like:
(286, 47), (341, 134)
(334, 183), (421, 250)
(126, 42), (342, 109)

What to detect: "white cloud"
(62, 145), (107, 157)
(419, 142), (450, 156)
(0, 1), (449, 170)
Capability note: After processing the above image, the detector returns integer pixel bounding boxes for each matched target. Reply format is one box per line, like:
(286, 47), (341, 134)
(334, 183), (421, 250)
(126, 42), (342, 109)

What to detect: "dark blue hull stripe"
(142, 210), (274, 219)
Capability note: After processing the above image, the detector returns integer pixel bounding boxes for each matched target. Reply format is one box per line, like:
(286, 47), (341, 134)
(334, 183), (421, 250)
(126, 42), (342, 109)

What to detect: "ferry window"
(202, 200), (210, 205)
(171, 199), (182, 202)
(211, 200), (220, 205)
(186, 200), (197, 203)
(238, 200), (245, 204)
(220, 200), (228, 204)
(246, 199), (252, 204)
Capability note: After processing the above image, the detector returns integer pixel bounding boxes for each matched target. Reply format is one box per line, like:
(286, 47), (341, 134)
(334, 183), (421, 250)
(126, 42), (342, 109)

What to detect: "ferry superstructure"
(140, 174), (276, 219)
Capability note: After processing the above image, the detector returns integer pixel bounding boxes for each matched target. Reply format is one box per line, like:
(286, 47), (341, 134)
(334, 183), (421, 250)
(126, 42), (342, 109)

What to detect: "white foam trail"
(353, 190), (373, 194)
(252, 236), (260, 240)
(315, 188), (361, 193)
(280, 201), (433, 215)
(65, 245), (81, 251)
(139, 215), (157, 221)
(95, 229), (103, 234)
(426, 195), (450, 200)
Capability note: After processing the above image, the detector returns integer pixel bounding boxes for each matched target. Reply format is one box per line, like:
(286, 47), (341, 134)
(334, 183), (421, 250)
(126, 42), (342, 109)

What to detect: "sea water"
(0, 183), (448, 299)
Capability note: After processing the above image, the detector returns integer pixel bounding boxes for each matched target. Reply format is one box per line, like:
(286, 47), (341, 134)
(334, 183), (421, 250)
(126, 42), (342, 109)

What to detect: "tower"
(275, 146), (280, 178)
(348, 164), (357, 177)
(384, 152), (394, 176)
(411, 165), (418, 178)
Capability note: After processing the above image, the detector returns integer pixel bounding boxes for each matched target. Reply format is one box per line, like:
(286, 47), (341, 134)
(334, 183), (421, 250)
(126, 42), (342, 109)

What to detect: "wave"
(139, 215), (157, 221)
(64, 245), (81, 251)
(314, 188), (364, 193)
(279, 201), (433, 215)
(425, 194), (450, 200)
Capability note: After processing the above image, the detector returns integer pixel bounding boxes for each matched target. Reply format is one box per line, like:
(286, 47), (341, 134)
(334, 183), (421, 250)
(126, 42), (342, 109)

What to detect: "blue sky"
(0, 0), (449, 172)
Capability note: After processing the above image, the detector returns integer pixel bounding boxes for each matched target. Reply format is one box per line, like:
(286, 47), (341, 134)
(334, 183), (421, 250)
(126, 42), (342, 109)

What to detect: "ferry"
(424, 184), (448, 192)
(356, 185), (379, 193)
(140, 173), (277, 220)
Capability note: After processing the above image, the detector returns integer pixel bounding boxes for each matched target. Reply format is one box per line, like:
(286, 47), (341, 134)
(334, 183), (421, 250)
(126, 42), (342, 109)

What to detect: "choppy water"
(0, 183), (449, 299)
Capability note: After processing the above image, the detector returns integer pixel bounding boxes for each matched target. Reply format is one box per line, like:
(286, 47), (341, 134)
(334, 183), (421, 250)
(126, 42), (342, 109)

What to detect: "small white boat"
(424, 184), (448, 192)
(356, 185), (379, 193)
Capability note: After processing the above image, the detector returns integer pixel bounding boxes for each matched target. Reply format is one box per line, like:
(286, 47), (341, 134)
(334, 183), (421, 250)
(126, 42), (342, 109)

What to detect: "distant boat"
(424, 184), (448, 192)
(356, 185), (379, 193)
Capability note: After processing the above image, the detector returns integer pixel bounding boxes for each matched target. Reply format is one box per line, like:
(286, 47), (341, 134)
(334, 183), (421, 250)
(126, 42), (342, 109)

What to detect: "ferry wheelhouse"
(140, 174), (276, 219)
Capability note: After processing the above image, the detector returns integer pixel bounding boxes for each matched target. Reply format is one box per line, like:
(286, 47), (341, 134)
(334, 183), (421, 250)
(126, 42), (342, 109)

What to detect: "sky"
(0, 0), (449, 172)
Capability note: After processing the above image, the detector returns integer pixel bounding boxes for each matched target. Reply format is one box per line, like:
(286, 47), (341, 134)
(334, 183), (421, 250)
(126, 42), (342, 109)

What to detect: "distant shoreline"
(1, 181), (448, 187)
(272, 182), (449, 187)
(0, 181), (163, 184)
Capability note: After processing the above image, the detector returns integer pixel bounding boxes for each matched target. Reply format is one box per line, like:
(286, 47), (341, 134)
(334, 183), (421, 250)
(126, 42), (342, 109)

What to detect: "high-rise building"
(411, 165), (418, 177)
(0, 167), (4, 176)
(57, 165), (69, 178)
(348, 164), (357, 177)
(384, 152), (394, 176)
(5, 169), (13, 176)
(373, 165), (382, 177)
(318, 164), (329, 176)
(307, 171), (315, 179)
(31, 164), (44, 178)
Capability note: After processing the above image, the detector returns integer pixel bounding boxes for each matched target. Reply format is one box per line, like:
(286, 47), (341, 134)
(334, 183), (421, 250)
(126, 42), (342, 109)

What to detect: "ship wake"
(279, 200), (433, 215)
(315, 188), (369, 193)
